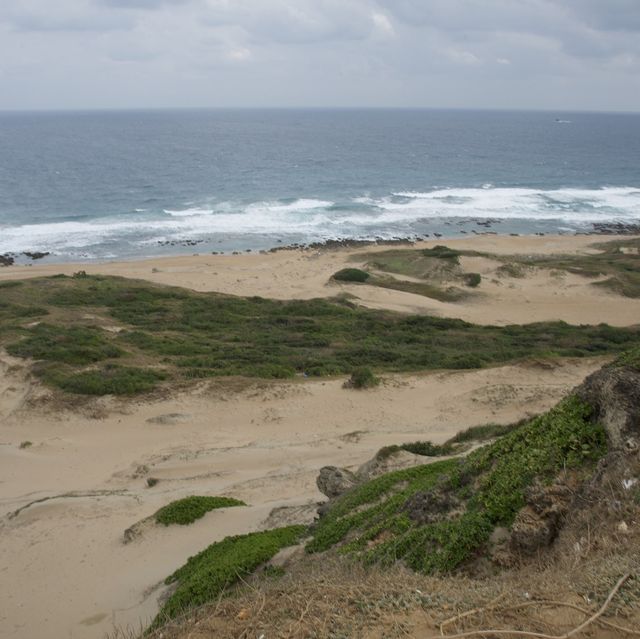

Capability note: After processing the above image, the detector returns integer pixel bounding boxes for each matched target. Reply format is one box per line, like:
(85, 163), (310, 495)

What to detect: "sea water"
(0, 108), (639, 262)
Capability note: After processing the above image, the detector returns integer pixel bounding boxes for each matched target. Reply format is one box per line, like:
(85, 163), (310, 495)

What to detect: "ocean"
(0, 108), (639, 263)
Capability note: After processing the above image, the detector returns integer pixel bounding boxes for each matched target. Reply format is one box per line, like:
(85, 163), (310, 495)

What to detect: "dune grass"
(1, 274), (639, 395)
(498, 238), (640, 297)
(154, 496), (246, 526)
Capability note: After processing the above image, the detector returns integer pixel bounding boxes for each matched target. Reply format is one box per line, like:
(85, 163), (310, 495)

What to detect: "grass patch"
(344, 367), (380, 389)
(422, 245), (462, 262)
(445, 421), (526, 445)
(464, 273), (481, 288)
(152, 525), (306, 628)
(609, 345), (640, 371)
(370, 277), (469, 302)
(155, 496), (246, 526)
(499, 238), (640, 297)
(0, 280), (23, 289)
(46, 365), (166, 395)
(1, 274), (640, 395)
(332, 268), (370, 283)
(6, 324), (122, 365)
(307, 396), (607, 573)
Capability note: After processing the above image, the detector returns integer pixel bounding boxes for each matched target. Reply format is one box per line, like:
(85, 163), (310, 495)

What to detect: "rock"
(146, 413), (191, 425)
(510, 482), (573, 554)
(575, 364), (640, 449)
(316, 466), (358, 499)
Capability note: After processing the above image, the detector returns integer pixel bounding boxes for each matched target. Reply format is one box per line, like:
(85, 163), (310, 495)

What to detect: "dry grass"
(137, 543), (638, 639)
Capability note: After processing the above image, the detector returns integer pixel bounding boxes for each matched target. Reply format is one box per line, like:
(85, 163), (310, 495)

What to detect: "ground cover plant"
(346, 246), (478, 301)
(307, 396), (607, 573)
(1, 274), (640, 395)
(151, 525), (306, 628)
(495, 237), (640, 297)
(355, 238), (640, 298)
(155, 496), (246, 526)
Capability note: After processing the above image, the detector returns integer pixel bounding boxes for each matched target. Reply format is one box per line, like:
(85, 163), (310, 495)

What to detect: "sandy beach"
(1, 234), (639, 639)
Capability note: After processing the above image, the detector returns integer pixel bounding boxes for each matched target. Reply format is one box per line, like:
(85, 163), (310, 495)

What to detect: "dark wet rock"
(23, 251), (50, 261)
(0, 254), (15, 267)
(591, 222), (640, 235)
(316, 466), (358, 499)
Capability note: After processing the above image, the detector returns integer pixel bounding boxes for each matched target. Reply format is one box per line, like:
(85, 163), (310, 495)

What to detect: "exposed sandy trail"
(0, 355), (603, 639)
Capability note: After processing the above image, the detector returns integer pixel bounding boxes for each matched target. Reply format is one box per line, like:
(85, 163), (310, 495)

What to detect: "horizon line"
(1, 105), (640, 116)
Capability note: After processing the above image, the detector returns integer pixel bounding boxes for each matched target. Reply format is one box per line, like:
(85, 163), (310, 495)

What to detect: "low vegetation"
(347, 246), (481, 301)
(344, 366), (379, 389)
(154, 496), (246, 526)
(331, 268), (370, 283)
(151, 525), (306, 628)
(498, 237), (640, 297)
(1, 274), (640, 395)
(307, 396), (607, 573)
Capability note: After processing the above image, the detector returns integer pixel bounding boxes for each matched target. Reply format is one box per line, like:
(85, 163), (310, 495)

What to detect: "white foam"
(1, 187), (638, 256)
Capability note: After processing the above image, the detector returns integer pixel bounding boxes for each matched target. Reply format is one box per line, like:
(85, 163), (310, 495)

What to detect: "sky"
(1, 0), (639, 111)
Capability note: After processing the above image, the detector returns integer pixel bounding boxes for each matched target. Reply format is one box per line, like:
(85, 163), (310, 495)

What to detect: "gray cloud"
(0, 0), (638, 110)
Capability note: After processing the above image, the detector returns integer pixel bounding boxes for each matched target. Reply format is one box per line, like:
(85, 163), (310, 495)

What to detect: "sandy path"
(0, 355), (603, 639)
(1, 234), (638, 326)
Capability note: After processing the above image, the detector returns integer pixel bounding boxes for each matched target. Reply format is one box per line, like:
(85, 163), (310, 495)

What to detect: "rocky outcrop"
(316, 466), (358, 499)
(510, 482), (574, 554)
(575, 364), (640, 450)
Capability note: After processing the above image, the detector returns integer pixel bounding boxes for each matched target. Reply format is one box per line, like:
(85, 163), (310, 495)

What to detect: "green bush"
(332, 268), (370, 283)
(6, 324), (121, 365)
(155, 495), (246, 526)
(152, 526), (306, 627)
(464, 273), (481, 288)
(52, 365), (165, 395)
(346, 366), (380, 389)
(401, 441), (455, 456)
(422, 245), (461, 263)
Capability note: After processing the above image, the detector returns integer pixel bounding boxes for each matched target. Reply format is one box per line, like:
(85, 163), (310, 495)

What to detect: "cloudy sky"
(1, 0), (639, 111)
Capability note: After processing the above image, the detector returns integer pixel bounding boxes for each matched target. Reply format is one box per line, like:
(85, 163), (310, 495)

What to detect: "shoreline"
(2, 221), (640, 269)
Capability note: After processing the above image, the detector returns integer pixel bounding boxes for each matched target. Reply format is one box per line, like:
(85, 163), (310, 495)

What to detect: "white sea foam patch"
(384, 186), (640, 222)
(1, 188), (639, 256)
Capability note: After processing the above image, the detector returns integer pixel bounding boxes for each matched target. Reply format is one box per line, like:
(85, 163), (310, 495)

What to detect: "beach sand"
(0, 234), (638, 639)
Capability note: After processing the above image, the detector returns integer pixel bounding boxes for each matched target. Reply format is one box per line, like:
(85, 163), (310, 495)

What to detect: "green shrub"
(401, 441), (455, 456)
(332, 268), (370, 283)
(422, 245), (461, 263)
(345, 366), (379, 389)
(155, 495), (246, 526)
(464, 273), (481, 288)
(152, 526), (306, 627)
(52, 365), (165, 395)
(6, 324), (122, 365)
(0, 281), (22, 289)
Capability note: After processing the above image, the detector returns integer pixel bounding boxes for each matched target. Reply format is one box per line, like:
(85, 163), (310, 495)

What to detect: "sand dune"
(2, 234), (639, 326)
(0, 234), (638, 638)
(0, 354), (605, 639)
